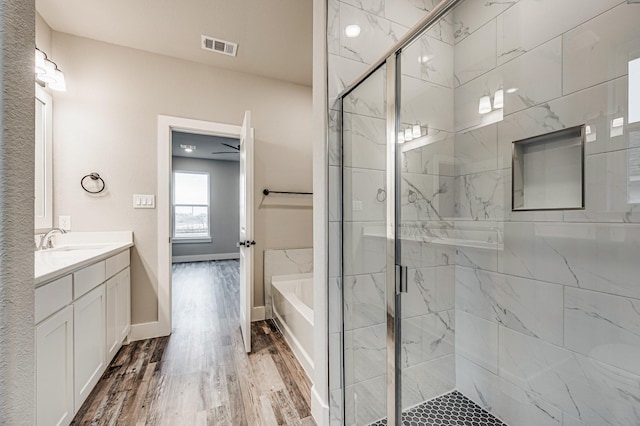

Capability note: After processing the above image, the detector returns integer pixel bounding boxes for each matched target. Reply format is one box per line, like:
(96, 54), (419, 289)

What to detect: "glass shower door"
(341, 63), (390, 425)
(396, 23), (457, 418)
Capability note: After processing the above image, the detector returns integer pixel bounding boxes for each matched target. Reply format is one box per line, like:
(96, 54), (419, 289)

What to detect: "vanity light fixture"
(612, 117), (625, 128)
(493, 88), (504, 110)
(610, 116), (625, 138)
(39, 60), (57, 84)
(412, 122), (422, 138)
(35, 48), (66, 91)
(478, 93), (492, 115)
(585, 125), (597, 143)
(345, 24), (361, 38)
(35, 49), (46, 74)
(398, 123), (427, 143)
(48, 69), (66, 92)
(404, 128), (413, 142)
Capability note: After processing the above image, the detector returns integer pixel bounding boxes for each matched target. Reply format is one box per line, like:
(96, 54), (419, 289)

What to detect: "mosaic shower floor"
(370, 390), (507, 426)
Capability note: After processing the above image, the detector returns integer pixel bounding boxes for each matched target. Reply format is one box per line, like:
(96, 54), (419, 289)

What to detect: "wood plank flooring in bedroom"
(71, 260), (315, 426)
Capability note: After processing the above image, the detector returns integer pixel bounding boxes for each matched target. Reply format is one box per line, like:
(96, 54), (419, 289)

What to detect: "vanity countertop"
(35, 231), (134, 287)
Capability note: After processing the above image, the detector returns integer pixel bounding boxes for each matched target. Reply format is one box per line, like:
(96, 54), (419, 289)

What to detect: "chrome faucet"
(37, 228), (67, 251)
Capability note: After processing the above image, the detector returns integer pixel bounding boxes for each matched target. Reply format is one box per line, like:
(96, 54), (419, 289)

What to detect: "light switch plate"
(133, 194), (156, 209)
(59, 215), (71, 231)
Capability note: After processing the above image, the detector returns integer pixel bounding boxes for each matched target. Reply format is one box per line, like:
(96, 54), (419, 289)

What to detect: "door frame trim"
(157, 115), (242, 338)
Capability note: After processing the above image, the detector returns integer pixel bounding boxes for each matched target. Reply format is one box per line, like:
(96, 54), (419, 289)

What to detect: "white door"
(239, 111), (254, 353)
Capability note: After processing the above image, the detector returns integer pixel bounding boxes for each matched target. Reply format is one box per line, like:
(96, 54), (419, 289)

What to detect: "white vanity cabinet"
(35, 247), (131, 426)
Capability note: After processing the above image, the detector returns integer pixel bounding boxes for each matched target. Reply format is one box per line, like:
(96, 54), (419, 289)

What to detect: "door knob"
(237, 241), (247, 247)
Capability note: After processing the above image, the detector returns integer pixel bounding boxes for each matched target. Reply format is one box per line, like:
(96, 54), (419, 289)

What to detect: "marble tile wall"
(329, 0), (640, 425)
(451, 1), (640, 426)
(264, 248), (313, 319)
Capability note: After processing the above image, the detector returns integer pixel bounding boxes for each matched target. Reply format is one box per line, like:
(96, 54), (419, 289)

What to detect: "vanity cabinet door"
(74, 284), (106, 410)
(106, 267), (131, 362)
(36, 305), (74, 426)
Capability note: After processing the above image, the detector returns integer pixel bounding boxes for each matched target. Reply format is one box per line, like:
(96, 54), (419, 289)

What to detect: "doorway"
(157, 115), (253, 352)
(171, 131), (241, 263)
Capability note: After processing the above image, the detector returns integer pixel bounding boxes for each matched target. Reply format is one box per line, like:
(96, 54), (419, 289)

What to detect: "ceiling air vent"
(201, 35), (238, 57)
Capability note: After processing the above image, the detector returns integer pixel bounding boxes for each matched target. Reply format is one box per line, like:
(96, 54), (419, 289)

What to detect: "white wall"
(49, 31), (313, 325)
(0, 1), (36, 422)
(171, 156), (240, 259)
(36, 12), (51, 54)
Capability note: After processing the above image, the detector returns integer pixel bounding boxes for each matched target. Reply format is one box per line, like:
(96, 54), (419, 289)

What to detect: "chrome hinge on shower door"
(395, 264), (408, 294)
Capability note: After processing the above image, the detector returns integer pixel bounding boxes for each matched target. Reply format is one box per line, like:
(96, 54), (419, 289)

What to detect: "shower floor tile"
(370, 390), (507, 426)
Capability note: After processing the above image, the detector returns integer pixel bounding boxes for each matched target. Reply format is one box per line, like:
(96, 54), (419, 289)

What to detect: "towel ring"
(376, 188), (386, 202)
(81, 172), (106, 194)
(408, 189), (418, 204)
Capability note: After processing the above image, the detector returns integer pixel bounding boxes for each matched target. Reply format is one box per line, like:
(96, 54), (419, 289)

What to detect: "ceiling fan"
(221, 143), (240, 151)
(211, 142), (240, 155)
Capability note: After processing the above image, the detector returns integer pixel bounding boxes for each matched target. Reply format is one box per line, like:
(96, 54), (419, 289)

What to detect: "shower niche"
(512, 125), (585, 211)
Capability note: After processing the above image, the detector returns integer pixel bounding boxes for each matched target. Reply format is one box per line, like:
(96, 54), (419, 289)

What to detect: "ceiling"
(36, 0), (313, 86)
(172, 131), (240, 161)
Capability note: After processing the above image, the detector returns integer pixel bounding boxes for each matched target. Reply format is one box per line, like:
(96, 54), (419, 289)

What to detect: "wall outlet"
(133, 194), (156, 209)
(59, 215), (71, 231)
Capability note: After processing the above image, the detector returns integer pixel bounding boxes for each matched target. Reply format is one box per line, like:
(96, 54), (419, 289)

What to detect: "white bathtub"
(272, 273), (314, 378)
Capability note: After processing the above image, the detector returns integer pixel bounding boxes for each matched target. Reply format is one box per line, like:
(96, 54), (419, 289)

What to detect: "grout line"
(502, 74), (628, 120)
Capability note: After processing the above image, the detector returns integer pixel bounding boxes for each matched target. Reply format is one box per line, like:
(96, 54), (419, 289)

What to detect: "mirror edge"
(35, 83), (53, 232)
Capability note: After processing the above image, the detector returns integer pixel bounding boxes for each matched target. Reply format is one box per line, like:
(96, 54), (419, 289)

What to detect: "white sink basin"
(47, 244), (114, 252)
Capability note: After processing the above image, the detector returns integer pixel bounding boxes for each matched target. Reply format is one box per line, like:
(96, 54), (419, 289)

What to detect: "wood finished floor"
(71, 260), (315, 426)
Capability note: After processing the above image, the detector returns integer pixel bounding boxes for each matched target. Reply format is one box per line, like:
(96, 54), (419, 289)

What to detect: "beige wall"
(48, 32), (313, 324)
(36, 12), (51, 54)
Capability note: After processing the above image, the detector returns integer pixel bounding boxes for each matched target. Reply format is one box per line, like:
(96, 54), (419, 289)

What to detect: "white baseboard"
(172, 253), (240, 263)
(128, 321), (170, 342)
(311, 386), (330, 426)
(252, 306), (265, 322)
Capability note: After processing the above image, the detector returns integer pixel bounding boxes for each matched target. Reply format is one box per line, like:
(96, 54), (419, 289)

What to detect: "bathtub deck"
(71, 260), (315, 425)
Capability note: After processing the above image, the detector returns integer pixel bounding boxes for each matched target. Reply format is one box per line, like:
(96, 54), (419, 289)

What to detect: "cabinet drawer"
(105, 250), (130, 279)
(35, 275), (72, 324)
(74, 261), (106, 299)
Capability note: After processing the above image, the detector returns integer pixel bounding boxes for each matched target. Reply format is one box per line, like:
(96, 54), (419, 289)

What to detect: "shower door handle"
(395, 264), (408, 294)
